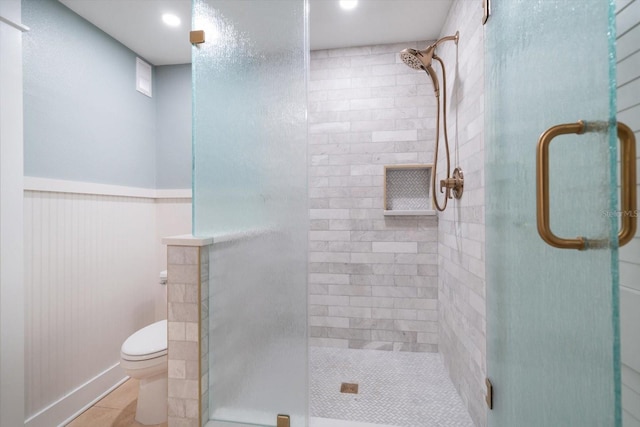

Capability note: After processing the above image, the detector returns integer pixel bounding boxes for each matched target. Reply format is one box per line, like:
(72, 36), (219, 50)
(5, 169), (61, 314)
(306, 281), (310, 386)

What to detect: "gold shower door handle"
(536, 121), (637, 250)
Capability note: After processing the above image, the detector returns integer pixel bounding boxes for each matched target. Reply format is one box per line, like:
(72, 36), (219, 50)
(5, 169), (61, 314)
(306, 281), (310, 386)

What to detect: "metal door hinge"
(277, 414), (290, 427)
(190, 30), (205, 45)
(485, 378), (493, 409)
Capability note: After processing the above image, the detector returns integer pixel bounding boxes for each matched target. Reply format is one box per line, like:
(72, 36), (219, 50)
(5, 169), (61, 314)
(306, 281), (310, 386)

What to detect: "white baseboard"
(24, 363), (127, 427)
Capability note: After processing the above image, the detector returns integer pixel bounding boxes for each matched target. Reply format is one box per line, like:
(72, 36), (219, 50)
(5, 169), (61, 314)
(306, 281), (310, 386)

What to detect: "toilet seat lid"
(121, 319), (167, 357)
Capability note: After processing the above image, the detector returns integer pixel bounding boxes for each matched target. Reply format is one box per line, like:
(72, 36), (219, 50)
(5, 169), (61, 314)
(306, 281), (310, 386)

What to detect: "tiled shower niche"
(384, 165), (434, 215)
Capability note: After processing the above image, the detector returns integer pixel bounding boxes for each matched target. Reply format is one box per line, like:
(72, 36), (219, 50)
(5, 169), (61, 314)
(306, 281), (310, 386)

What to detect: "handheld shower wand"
(400, 32), (462, 212)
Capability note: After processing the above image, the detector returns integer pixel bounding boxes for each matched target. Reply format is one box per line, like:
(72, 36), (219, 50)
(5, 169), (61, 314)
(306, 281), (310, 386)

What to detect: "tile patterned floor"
(73, 348), (473, 427)
(309, 417), (403, 427)
(208, 418), (408, 427)
(66, 379), (167, 427)
(309, 347), (474, 427)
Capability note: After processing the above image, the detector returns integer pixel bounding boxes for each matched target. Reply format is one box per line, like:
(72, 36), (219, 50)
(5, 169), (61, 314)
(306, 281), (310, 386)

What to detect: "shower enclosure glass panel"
(486, 1), (620, 426)
(192, 0), (308, 425)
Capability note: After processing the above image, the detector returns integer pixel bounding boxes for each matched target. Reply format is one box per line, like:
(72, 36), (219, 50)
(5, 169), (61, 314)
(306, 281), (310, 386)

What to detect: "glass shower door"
(192, 0), (308, 426)
(486, 0), (624, 426)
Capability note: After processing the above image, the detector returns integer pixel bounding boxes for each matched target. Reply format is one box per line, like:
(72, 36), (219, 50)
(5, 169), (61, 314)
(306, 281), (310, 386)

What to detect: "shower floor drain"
(340, 383), (359, 394)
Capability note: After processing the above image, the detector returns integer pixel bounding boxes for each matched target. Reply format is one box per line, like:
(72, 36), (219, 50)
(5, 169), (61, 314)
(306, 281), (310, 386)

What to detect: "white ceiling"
(58, 0), (452, 66)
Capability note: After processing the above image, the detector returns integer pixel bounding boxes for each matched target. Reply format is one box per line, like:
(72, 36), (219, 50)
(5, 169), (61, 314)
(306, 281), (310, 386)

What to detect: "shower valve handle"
(439, 168), (464, 200)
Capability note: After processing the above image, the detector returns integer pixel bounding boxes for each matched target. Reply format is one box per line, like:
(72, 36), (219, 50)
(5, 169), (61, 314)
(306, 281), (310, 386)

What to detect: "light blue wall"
(156, 64), (192, 189)
(23, 0), (157, 188)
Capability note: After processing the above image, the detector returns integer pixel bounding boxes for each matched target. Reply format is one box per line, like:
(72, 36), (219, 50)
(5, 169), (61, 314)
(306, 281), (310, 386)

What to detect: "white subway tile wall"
(436, 1), (486, 426)
(309, 40), (439, 352)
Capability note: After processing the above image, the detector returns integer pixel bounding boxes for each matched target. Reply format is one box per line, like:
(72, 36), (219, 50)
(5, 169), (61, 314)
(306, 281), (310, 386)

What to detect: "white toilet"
(120, 319), (168, 425)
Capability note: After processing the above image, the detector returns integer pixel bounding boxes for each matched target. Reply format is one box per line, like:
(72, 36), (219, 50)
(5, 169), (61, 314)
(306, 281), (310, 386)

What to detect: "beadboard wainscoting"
(24, 178), (191, 427)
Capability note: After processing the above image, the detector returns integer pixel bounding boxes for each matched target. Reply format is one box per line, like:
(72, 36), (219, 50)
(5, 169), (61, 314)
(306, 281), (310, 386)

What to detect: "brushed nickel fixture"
(400, 32), (463, 212)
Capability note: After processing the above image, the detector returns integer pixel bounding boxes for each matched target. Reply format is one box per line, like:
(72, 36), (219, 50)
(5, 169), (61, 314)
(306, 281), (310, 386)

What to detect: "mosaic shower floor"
(309, 347), (475, 427)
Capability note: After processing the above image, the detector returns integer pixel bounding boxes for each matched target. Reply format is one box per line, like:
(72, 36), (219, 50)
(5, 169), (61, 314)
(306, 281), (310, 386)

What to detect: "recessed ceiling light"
(162, 13), (181, 27)
(339, 0), (358, 11)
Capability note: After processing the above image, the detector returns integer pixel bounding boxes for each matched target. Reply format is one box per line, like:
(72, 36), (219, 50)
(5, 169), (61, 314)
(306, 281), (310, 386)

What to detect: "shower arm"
(422, 32), (459, 98)
(435, 33), (459, 46)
